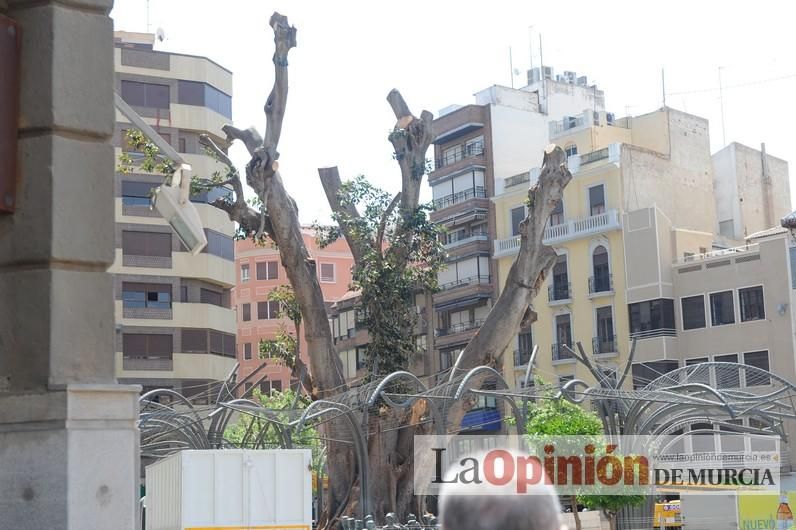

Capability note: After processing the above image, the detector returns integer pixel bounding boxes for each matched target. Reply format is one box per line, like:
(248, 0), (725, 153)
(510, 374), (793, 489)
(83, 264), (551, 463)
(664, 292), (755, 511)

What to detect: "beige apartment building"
(110, 32), (237, 399)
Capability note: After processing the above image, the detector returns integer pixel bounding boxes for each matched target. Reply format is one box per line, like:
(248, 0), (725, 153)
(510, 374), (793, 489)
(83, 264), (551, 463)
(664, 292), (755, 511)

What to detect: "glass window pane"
(744, 351), (771, 386)
(739, 286), (765, 322)
(710, 291), (735, 326)
(715, 353), (740, 388)
(681, 295), (706, 330)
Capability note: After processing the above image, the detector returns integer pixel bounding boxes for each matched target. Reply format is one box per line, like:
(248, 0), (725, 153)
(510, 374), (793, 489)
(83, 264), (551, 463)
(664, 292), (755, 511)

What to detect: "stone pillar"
(0, 1), (139, 529)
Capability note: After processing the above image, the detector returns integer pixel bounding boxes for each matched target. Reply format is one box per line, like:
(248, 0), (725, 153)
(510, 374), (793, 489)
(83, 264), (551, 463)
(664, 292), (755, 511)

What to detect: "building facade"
(430, 68), (606, 375)
(234, 230), (355, 394)
(110, 32), (237, 399)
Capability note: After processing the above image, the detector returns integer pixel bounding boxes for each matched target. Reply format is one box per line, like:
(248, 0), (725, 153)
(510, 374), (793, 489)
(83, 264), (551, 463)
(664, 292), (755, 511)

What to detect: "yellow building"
(493, 108), (720, 390)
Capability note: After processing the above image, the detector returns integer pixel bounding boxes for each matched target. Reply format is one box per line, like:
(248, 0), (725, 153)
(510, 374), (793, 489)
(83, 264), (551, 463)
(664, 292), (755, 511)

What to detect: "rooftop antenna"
(156, 27), (166, 43)
(661, 68), (667, 108)
(146, 0), (150, 33)
(528, 25), (534, 74)
(718, 66), (727, 147)
(509, 46), (515, 89)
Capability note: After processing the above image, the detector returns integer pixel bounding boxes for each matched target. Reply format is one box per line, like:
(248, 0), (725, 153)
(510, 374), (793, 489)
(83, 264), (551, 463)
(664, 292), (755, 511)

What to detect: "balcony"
(549, 114), (588, 138)
(630, 328), (677, 340)
(588, 274), (614, 296)
(436, 319), (485, 337)
(439, 275), (490, 292)
(435, 145), (486, 171)
(433, 186), (487, 210)
(593, 336), (617, 356)
(122, 357), (173, 371)
(493, 209), (621, 257)
(552, 343), (575, 363)
(567, 143), (621, 174)
(514, 349), (532, 367)
(444, 232), (489, 250)
(548, 282), (571, 304)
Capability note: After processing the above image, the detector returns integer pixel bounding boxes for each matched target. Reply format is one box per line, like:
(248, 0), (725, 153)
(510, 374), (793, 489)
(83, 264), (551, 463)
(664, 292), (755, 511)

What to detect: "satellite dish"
(512, 68), (521, 76)
(156, 27), (166, 42)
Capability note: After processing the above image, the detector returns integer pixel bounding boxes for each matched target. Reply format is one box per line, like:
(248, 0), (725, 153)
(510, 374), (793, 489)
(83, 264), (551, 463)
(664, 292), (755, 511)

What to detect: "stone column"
(0, 1), (139, 529)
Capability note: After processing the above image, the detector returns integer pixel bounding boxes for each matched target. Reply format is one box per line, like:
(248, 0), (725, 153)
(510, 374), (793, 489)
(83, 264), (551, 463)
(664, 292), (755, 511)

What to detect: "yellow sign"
(653, 500), (682, 528)
(738, 492), (796, 530)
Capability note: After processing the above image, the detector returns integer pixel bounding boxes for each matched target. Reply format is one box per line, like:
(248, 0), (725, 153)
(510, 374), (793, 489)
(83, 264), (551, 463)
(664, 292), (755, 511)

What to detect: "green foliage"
(525, 398), (603, 436)
(259, 286), (301, 370)
(316, 176), (446, 376)
(116, 129), (175, 176)
(579, 494), (646, 518)
(223, 388), (322, 469)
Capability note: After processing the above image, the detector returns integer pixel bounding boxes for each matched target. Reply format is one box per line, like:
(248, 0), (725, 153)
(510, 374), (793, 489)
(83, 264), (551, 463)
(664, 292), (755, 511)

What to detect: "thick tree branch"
(198, 133), (235, 168)
(375, 192), (401, 254)
(262, 12), (296, 163)
(457, 145), (572, 372)
(222, 125), (262, 157)
(318, 166), (367, 265)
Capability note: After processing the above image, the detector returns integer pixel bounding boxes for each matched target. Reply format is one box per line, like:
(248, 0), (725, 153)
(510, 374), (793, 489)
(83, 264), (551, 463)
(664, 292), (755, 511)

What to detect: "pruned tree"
(121, 12), (572, 527)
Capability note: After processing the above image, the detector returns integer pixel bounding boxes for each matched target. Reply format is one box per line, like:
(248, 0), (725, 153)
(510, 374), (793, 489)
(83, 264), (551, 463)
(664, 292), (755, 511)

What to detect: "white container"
(145, 449), (312, 530)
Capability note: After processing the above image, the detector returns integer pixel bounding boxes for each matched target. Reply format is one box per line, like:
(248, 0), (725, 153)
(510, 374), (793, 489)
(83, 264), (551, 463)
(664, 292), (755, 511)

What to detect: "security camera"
(151, 163), (207, 255)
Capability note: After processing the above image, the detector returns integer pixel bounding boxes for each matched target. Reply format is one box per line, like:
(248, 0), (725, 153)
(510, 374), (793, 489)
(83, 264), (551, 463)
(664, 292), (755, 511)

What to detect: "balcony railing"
(552, 342), (574, 362)
(444, 232), (489, 249)
(674, 243), (760, 265)
(548, 282), (571, 302)
(436, 319), (485, 337)
(514, 349), (532, 367)
(588, 274), (613, 294)
(439, 275), (490, 291)
(435, 146), (486, 170)
(433, 186), (487, 210)
(593, 336), (617, 355)
(550, 115), (587, 137)
(629, 328), (677, 340)
(122, 357), (173, 371)
(579, 147), (610, 165)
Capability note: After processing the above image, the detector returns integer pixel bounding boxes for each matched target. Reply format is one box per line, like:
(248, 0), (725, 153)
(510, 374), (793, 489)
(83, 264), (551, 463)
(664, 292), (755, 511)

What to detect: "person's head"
(439, 452), (565, 530)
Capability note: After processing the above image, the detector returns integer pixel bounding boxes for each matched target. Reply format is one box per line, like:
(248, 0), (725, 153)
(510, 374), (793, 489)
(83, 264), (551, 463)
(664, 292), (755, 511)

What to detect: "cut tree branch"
(456, 145), (572, 372)
(375, 192), (401, 254)
(222, 125), (262, 157)
(318, 166), (367, 265)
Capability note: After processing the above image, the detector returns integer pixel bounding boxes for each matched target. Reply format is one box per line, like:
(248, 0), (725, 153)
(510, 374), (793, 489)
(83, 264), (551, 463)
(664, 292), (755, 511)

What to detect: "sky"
(111, 0), (796, 224)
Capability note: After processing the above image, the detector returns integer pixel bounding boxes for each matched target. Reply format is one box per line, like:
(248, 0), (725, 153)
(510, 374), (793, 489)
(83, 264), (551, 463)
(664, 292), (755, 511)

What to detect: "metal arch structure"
(137, 344), (796, 524)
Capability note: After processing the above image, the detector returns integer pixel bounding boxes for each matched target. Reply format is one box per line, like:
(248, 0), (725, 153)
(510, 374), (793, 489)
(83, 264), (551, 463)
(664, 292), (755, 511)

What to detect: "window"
(414, 334), (427, 354)
(744, 351), (771, 386)
(681, 295), (706, 330)
(440, 349), (458, 371)
(550, 199), (564, 226)
(558, 375), (574, 387)
(256, 261), (279, 280)
(209, 330), (236, 357)
(242, 303), (251, 322)
(739, 286), (765, 322)
(121, 181), (156, 206)
(122, 230), (171, 257)
(631, 360), (678, 389)
(565, 144), (578, 157)
(177, 80), (232, 118)
(551, 255), (569, 300)
(686, 357), (708, 366)
(715, 353), (740, 388)
(200, 288), (223, 307)
(181, 329), (207, 353)
(628, 299), (675, 337)
(180, 285), (188, 303)
(464, 136), (484, 155)
(555, 314), (572, 352)
(120, 80), (169, 109)
(790, 247), (796, 289)
(595, 306), (614, 353)
(515, 329), (533, 366)
(205, 230), (234, 260)
(122, 282), (171, 309)
(589, 184), (605, 216)
(320, 263), (335, 283)
(178, 136), (187, 153)
(243, 342), (252, 360)
(510, 206), (525, 237)
(591, 246), (610, 292)
(258, 300), (280, 319)
(710, 291), (735, 326)
(356, 346), (367, 370)
(240, 264), (250, 282)
(122, 333), (172, 358)
(244, 382), (253, 393)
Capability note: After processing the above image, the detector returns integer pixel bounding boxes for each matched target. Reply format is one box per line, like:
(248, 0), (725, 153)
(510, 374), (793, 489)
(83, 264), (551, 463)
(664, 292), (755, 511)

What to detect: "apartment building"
(492, 106), (792, 394)
(110, 32), (237, 399)
(234, 230), (355, 394)
(430, 68), (605, 375)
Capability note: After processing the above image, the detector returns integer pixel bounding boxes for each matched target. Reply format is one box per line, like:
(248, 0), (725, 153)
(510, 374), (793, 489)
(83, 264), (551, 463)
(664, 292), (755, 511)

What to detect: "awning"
(434, 294), (490, 311)
(461, 407), (502, 432)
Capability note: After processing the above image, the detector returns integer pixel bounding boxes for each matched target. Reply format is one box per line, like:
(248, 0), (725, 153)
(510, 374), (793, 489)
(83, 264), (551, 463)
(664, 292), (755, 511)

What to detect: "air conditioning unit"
(527, 67), (541, 84)
(606, 112), (615, 125)
(542, 66), (554, 79)
(577, 75), (588, 86)
(563, 70), (577, 84)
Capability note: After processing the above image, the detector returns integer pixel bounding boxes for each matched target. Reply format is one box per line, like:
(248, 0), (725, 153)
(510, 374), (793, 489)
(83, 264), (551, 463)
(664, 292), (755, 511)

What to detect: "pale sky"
(111, 0), (796, 224)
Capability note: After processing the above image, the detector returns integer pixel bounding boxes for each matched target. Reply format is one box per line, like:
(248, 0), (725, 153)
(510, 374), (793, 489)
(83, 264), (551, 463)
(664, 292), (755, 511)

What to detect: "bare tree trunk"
(571, 495), (582, 530)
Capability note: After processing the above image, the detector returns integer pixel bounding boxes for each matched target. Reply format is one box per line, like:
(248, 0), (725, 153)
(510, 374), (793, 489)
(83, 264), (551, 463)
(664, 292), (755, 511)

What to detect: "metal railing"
(550, 115), (586, 136)
(514, 349), (532, 366)
(593, 336), (616, 355)
(504, 171), (530, 188)
(548, 281), (571, 302)
(579, 147), (610, 165)
(588, 273), (613, 294)
(674, 243), (760, 265)
(552, 342), (574, 362)
(435, 145), (485, 169)
(629, 328), (677, 340)
(432, 186), (486, 210)
(438, 275), (490, 291)
(543, 209), (621, 244)
(436, 319), (485, 337)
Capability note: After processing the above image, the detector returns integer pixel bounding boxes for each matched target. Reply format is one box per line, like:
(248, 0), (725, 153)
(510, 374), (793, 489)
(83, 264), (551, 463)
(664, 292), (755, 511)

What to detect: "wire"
(667, 72), (796, 96)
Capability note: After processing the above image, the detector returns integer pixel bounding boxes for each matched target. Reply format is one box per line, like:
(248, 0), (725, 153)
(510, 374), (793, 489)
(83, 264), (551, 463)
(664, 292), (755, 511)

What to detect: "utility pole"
(662, 68), (666, 108)
(509, 47), (514, 89)
(528, 25), (534, 73)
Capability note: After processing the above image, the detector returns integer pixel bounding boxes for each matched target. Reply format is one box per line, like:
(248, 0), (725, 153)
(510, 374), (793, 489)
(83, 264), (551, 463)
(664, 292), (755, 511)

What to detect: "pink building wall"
(233, 229), (355, 393)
